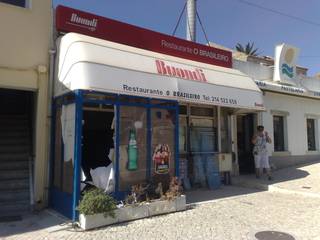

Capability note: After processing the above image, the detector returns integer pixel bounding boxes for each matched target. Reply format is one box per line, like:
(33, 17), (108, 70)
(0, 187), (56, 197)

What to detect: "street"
(1, 186), (320, 240)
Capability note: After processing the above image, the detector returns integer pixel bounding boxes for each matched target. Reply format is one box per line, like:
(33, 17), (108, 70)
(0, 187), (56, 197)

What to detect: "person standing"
(252, 125), (273, 180)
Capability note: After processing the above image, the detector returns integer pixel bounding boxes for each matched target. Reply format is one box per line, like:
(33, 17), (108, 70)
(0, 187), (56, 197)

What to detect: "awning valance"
(55, 33), (264, 111)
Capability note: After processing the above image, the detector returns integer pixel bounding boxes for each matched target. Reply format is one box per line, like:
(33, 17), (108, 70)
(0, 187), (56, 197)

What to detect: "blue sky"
(53, 0), (320, 76)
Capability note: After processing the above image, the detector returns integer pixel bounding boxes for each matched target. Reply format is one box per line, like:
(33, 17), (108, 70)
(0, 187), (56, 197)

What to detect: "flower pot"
(117, 204), (149, 222)
(79, 212), (118, 230)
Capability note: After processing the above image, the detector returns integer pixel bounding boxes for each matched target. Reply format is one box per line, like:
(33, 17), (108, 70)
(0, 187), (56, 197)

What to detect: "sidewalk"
(1, 161), (320, 240)
(232, 160), (320, 198)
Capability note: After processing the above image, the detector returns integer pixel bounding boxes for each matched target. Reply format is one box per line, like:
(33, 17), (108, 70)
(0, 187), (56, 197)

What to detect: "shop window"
(53, 105), (75, 194)
(83, 92), (116, 102)
(190, 106), (215, 117)
(179, 105), (187, 115)
(0, 0), (27, 7)
(53, 108), (62, 189)
(151, 108), (176, 190)
(83, 102), (114, 112)
(179, 117), (187, 153)
(190, 118), (217, 152)
(273, 115), (286, 151)
(307, 118), (317, 151)
(150, 99), (176, 108)
(119, 106), (147, 191)
(119, 96), (148, 105)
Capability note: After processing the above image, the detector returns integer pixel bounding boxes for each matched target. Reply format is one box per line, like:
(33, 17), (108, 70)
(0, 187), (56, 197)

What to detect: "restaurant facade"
(51, 6), (264, 220)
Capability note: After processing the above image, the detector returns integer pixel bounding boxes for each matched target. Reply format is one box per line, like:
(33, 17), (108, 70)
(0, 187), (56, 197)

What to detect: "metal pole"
(186, 0), (196, 42)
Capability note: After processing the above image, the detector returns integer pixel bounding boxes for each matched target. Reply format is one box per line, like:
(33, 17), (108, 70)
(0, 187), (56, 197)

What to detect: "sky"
(53, 0), (320, 76)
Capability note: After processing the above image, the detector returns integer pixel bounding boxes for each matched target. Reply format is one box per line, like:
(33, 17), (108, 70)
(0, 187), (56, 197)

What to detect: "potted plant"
(78, 177), (186, 230)
(78, 188), (117, 230)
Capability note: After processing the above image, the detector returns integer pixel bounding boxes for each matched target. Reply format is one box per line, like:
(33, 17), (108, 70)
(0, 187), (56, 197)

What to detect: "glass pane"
(83, 92), (116, 102)
(119, 106), (147, 191)
(179, 117), (187, 153)
(179, 105), (187, 115)
(190, 106), (214, 117)
(53, 108), (62, 189)
(119, 96), (148, 104)
(220, 108), (231, 153)
(151, 108), (176, 189)
(190, 118), (217, 152)
(273, 115), (285, 151)
(307, 119), (316, 151)
(61, 104), (75, 194)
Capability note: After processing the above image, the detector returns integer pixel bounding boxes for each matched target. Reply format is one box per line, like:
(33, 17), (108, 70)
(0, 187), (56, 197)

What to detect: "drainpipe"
(44, 4), (56, 207)
(186, 0), (196, 42)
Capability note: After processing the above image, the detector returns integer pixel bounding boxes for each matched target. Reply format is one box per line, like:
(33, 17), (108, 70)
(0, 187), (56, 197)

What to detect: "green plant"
(78, 188), (117, 218)
(235, 42), (259, 56)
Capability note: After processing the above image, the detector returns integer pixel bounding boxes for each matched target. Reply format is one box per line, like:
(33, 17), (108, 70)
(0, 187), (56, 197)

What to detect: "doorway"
(0, 88), (34, 218)
(82, 107), (115, 183)
(237, 114), (256, 174)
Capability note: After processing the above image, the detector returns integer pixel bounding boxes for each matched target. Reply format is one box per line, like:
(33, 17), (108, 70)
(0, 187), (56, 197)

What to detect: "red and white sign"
(56, 5), (232, 68)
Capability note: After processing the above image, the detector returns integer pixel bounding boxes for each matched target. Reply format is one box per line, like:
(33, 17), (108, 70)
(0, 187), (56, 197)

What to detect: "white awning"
(55, 33), (265, 111)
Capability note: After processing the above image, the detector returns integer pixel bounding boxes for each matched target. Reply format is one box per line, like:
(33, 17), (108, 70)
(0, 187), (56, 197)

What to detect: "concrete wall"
(0, 0), (52, 208)
(261, 91), (320, 168)
(233, 59), (273, 81)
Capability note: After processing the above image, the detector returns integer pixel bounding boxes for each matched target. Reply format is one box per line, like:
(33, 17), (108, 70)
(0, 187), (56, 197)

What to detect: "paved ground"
(1, 161), (320, 240)
(232, 161), (320, 198)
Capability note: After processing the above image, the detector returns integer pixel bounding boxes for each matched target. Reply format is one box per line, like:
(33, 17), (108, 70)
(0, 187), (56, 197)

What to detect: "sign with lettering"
(255, 80), (320, 100)
(56, 5), (232, 68)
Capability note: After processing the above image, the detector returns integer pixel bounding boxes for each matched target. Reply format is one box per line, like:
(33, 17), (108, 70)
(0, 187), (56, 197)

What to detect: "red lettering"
(155, 60), (207, 82)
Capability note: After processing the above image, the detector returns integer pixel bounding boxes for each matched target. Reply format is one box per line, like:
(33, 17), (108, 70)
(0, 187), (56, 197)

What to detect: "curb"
(232, 180), (320, 199)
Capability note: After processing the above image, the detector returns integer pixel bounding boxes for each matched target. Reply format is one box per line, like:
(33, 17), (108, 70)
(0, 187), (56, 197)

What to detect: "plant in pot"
(78, 188), (117, 218)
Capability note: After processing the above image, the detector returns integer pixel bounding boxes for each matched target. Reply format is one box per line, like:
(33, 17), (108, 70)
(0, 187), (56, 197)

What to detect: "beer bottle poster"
(153, 144), (170, 174)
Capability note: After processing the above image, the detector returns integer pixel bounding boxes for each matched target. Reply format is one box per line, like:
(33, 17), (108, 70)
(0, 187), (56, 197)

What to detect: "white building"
(232, 45), (320, 172)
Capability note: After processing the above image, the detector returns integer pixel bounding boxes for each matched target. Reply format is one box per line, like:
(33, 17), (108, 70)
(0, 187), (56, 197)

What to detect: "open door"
(237, 114), (256, 174)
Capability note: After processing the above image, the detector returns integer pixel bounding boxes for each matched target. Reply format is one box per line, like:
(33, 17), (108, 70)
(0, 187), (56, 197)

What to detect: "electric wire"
(196, 10), (210, 45)
(172, 2), (187, 36)
(236, 0), (320, 28)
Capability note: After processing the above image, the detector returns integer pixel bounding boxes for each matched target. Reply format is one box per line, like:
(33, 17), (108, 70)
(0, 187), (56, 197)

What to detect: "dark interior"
(82, 109), (114, 181)
(237, 114), (255, 174)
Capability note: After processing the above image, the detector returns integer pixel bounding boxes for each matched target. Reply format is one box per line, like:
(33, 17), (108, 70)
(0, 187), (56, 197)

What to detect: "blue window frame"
(50, 90), (179, 221)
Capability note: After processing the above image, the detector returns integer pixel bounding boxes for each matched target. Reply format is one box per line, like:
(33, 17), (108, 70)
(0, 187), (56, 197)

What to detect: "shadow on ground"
(186, 185), (261, 204)
(0, 210), (76, 238)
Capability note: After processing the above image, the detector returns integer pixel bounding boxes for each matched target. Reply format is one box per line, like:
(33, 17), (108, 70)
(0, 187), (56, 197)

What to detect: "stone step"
(0, 153), (29, 161)
(0, 200), (30, 217)
(0, 178), (29, 191)
(0, 169), (29, 180)
(0, 131), (29, 138)
(0, 189), (29, 203)
(0, 145), (30, 154)
(0, 123), (28, 129)
(0, 160), (29, 170)
(0, 119), (28, 125)
(0, 138), (29, 145)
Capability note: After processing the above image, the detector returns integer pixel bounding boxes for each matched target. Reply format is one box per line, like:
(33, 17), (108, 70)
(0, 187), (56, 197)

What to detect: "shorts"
(254, 153), (270, 169)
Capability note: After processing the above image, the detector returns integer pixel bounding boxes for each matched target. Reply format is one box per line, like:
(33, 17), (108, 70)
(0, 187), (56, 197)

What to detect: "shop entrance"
(0, 88), (34, 218)
(82, 106), (115, 186)
(237, 114), (256, 174)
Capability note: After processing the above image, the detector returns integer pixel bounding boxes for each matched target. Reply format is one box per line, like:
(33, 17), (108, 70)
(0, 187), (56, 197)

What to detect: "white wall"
(233, 59), (273, 81)
(262, 91), (320, 156)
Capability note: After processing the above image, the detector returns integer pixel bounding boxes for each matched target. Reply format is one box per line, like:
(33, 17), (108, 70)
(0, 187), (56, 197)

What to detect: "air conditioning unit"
(217, 153), (232, 172)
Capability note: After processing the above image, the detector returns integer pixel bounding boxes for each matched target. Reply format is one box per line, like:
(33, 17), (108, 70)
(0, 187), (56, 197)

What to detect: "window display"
(119, 106), (147, 191)
(151, 109), (176, 177)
